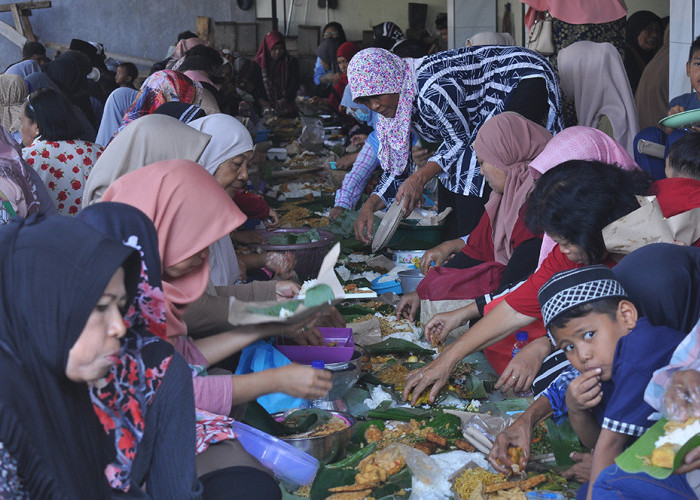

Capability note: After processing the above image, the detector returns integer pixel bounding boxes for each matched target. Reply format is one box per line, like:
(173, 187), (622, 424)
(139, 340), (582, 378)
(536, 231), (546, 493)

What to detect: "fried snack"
(648, 443), (678, 468)
(484, 481), (519, 494)
(377, 364), (410, 386)
(364, 425), (383, 443)
(426, 432), (448, 448)
(413, 441), (438, 455)
(326, 490), (374, 500)
(329, 483), (379, 493)
(455, 439), (476, 452)
(519, 475), (547, 490)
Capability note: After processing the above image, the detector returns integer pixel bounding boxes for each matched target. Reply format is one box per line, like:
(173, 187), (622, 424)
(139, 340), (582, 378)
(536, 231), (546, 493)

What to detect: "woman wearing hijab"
(397, 113), (550, 373)
(466, 32), (516, 46)
(372, 21), (406, 50)
(21, 87), (103, 216)
(0, 213), (199, 498)
(253, 31), (300, 117)
(400, 127), (643, 403)
(0, 125), (56, 224)
(83, 114), (290, 287)
(625, 10), (663, 95)
(635, 25), (670, 130)
(558, 41), (639, 155)
(330, 41), (361, 112)
(348, 46), (563, 242)
(0, 74), (27, 143)
(313, 22), (346, 89)
(116, 69), (204, 134)
(95, 87), (138, 146)
(98, 161), (330, 496)
(44, 50), (101, 128)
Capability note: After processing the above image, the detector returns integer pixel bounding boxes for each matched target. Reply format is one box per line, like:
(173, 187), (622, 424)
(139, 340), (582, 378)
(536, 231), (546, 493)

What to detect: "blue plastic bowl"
(232, 421), (319, 487)
(370, 275), (403, 295)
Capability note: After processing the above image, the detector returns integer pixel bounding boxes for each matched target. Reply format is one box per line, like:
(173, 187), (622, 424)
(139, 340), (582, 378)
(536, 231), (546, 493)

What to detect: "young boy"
(635, 35), (700, 179)
(538, 266), (688, 500)
(115, 62), (138, 89)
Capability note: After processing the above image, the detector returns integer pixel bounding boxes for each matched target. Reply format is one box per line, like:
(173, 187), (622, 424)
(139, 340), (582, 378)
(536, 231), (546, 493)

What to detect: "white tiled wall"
(447, 0), (497, 49)
(670, 0), (695, 98)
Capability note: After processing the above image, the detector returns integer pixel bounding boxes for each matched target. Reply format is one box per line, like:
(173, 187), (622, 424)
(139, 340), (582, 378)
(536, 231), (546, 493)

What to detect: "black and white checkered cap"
(538, 266), (628, 327)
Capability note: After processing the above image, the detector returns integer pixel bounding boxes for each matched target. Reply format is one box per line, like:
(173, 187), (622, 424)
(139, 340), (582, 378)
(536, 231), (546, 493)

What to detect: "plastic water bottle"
(512, 331), (529, 357)
(511, 332), (533, 397)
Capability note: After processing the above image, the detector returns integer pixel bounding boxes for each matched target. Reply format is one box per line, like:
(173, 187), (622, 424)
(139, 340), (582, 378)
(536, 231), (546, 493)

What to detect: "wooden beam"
(21, 14), (35, 41)
(0, 1), (51, 13)
(45, 41), (157, 67)
(0, 18), (26, 46)
(10, 4), (24, 36)
(197, 16), (210, 42)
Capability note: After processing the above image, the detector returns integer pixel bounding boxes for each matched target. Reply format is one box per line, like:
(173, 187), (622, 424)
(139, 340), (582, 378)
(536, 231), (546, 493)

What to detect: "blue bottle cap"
(311, 360), (325, 369)
(516, 331), (529, 342)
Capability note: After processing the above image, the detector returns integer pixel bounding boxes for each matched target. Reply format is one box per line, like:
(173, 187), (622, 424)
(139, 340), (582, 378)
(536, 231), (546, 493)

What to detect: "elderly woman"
(21, 87), (104, 215)
(348, 46), (563, 241)
(84, 114), (291, 288)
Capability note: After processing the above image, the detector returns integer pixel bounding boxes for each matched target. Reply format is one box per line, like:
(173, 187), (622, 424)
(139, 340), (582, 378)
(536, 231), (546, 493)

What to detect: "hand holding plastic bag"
(663, 369), (700, 421)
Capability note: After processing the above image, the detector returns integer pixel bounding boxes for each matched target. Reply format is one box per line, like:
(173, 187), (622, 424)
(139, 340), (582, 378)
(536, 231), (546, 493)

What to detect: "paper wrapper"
(227, 243), (348, 326)
(603, 196), (700, 254)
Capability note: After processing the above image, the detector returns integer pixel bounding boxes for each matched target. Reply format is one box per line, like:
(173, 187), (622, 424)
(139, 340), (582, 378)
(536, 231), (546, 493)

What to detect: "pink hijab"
(347, 48), (416, 176)
(523, 0), (626, 26)
(529, 126), (639, 267)
(101, 160), (246, 339)
(472, 112), (552, 265)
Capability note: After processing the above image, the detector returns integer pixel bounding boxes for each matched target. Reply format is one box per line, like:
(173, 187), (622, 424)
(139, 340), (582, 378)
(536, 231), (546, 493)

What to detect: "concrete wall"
(0, 0), (254, 69)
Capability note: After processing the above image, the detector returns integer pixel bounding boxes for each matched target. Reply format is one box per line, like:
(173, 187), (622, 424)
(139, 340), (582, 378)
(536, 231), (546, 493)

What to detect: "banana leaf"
(246, 300), (301, 317)
(367, 407), (436, 421)
(546, 418), (588, 466)
(309, 466), (357, 500)
(303, 284), (335, 307)
(327, 442), (378, 468)
(372, 468), (412, 498)
(364, 338), (435, 356)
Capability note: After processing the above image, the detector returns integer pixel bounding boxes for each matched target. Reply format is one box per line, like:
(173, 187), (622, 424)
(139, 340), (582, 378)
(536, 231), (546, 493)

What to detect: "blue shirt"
(669, 92), (700, 111)
(602, 317), (687, 437)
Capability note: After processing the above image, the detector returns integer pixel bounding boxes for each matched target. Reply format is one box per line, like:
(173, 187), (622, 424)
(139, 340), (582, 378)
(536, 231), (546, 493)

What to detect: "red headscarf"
(331, 42), (361, 111)
(254, 31), (289, 102)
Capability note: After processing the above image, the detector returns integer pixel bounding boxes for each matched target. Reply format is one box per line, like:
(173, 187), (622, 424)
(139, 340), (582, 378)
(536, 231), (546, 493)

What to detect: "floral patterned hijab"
(347, 48), (417, 176)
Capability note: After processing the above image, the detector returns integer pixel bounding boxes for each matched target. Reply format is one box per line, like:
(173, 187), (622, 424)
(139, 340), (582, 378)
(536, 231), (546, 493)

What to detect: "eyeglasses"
(324, 30), (339, 38)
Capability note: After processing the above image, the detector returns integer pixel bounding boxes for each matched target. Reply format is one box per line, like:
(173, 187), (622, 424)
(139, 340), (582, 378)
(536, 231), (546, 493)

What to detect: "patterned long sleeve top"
(411, 46), (563, 197)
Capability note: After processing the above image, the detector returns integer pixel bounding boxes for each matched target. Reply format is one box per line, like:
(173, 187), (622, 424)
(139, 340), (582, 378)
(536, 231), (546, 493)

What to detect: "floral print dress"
(23, 139), (103, 215)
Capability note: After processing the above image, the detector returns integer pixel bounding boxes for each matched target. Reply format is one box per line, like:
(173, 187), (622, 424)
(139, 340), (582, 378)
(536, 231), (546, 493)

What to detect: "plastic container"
(232, 421), (319, 487)
(266, 147), (288, 161)
(398, 269), (424, 294)
(392, 249), (426, 267)
(370, 275), (403, 295)
(277, 327), (355, 365)
(526, 492), (565, 500)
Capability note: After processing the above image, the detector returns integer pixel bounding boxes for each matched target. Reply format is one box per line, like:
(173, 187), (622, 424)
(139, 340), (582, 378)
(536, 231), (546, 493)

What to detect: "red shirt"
(462, 209), (541, 262)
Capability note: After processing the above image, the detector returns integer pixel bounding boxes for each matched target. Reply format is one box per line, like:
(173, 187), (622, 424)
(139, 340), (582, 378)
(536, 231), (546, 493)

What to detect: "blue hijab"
(95, 87), (138, 146)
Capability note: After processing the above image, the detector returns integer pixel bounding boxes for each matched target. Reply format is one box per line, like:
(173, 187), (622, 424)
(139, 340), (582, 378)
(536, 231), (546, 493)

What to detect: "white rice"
(655, 419), (700, 447)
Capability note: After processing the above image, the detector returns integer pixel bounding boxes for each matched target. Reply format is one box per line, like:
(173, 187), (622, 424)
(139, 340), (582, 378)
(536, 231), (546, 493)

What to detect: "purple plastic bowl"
(277, 327), (354, 364)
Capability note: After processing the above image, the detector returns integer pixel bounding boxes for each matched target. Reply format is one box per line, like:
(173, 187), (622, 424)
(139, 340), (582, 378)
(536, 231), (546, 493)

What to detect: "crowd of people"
(0, 4), (698, 499)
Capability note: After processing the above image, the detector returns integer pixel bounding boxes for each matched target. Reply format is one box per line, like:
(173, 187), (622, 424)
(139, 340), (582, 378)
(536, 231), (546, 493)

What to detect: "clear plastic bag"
(662, 368), (700, 421)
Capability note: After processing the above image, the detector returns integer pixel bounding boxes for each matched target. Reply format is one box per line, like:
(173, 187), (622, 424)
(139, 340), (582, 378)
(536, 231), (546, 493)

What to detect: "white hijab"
(188, 114), (254, 286)
(558, 41), (639, 155)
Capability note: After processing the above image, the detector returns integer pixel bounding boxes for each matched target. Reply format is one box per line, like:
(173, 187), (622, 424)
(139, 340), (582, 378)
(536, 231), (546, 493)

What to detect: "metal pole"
(286, 0), (295, 36)
(271, 0), (278, 30)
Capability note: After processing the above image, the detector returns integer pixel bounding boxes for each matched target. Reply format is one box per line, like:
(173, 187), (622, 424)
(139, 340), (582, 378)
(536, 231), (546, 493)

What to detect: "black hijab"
(624, 10), (662, 93)
(45, 50), (98, 127)
(0, 213), (140, 498)
(613, 243), (700, 333)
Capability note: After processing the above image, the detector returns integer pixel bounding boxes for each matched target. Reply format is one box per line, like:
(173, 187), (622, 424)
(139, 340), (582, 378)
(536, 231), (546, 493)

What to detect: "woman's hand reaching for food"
(396, 292), (420, 321)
